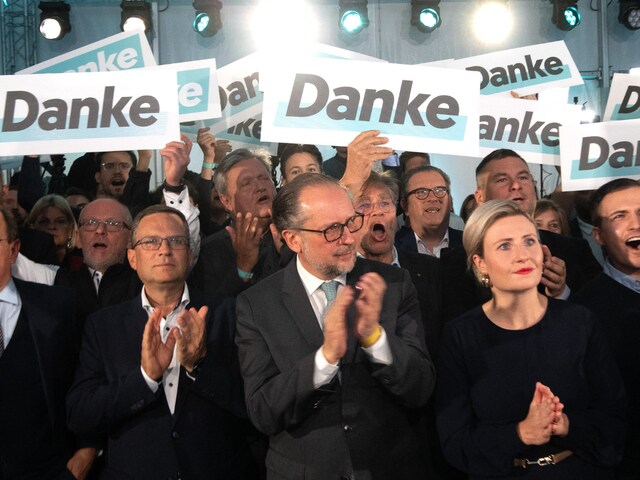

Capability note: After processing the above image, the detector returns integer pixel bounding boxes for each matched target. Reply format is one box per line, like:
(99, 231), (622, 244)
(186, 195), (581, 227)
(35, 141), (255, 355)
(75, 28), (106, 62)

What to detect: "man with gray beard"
(235, 173), (435, 480)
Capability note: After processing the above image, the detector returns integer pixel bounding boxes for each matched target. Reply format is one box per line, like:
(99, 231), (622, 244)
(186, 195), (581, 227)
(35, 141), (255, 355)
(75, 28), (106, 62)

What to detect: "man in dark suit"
(0, 207), (96, 479)
(395, 166), (463, 258)
(474, 148), (601, 295)
(236, 174), (436, 480)
(353, 172), (443, 359)
(67, 205), (250, 480)
(190, 148), (281, 298)
(572, 178), (640, 480)
(54, 198), (140, 338)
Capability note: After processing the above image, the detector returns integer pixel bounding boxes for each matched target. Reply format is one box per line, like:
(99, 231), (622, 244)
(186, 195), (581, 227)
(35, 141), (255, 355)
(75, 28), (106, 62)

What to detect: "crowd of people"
(0, 126), (638, 480)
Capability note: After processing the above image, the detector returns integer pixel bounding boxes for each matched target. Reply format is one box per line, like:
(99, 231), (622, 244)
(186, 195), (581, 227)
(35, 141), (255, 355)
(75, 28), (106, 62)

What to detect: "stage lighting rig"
(619, 0), (640, 30)
(39, 2), (71, 40)
(339, 0), (369, 34)
(411, 0), (441, 33)
(121, 1), (152, 33)
(551, 0), (581, 31)
(193, 0), (223, 37)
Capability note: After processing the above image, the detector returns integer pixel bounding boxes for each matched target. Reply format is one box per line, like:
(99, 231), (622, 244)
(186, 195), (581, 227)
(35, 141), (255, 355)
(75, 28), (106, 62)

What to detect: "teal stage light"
(411, 0), (441, 33)
(551, 0), (581, 31)
(339, 0), (369, 34)
(193, 0), (222, 37)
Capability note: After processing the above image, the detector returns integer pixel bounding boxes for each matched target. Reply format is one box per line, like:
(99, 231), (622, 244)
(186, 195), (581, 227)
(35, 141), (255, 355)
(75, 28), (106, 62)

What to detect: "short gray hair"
(213, 148), (273, 196)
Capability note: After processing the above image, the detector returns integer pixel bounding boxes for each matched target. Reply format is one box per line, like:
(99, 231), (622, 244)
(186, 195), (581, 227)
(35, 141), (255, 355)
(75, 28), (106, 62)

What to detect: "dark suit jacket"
(54, 262), (142, 344)
(395, 226), (463, 255)
(236, 258), (436, 480)
(3, 279), (80, 474)
(396, 250), (443, 361)
(67, 289), (250, 480)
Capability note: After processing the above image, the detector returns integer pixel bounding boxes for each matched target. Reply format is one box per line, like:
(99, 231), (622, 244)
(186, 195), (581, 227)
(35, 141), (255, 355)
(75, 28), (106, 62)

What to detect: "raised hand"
(322, 286), (354, 364)
(354, 272), (387, 341)
(540, 244), (567, 298)
(141, 309), (176, 381)
(175, 306), (208, 372)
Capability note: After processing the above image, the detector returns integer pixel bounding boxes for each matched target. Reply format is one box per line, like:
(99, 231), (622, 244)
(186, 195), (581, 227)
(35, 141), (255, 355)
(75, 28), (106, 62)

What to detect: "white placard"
(260, 58), (480, 157)
(479, 96), (582, 165)
(0, 70), (179, 156)
(560, 119), (640, 191)
(18, 30), (156, 74)
(450, 41), (583, 97)
(152, 59), (221, 122)
(602, 73), (640, 122)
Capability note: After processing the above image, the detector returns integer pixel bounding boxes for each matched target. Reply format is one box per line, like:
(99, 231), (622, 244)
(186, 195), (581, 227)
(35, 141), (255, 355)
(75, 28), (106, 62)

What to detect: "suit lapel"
(282, 261), (324, 349)
(21, 291), (58, 429)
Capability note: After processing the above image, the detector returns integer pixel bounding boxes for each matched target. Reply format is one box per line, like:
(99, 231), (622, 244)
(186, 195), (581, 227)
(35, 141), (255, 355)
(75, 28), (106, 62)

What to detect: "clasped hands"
(518, 381), (569, 446)
(141, 306), (208, 380)
(322, 272), (387, 365)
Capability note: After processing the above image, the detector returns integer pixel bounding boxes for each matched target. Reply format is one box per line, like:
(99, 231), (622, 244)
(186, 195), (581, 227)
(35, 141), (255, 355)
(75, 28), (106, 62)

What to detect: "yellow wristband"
(360, 326), (382, 348)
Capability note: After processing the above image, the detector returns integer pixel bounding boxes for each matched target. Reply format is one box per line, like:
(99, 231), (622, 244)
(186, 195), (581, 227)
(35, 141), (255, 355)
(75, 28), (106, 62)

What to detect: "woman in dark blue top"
(436, 200), (626, 479)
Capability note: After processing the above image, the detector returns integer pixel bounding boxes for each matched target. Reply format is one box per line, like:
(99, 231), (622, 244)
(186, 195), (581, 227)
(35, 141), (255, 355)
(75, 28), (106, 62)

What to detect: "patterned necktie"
(320, 280), (340, 315)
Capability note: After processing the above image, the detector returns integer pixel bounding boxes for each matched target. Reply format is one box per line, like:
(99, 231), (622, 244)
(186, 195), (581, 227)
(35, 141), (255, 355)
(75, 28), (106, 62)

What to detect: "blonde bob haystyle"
(462, 199), (537, 284)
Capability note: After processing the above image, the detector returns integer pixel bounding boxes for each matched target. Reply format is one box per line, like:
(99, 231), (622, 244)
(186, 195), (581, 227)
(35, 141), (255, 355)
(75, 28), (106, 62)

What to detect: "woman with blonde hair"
(436, 199), (625, 479)
(26, 194), (78, 265)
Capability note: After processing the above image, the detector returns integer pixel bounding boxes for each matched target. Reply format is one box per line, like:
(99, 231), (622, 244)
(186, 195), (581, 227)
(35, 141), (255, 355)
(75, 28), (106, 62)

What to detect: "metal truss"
(1, 0), (37, 75)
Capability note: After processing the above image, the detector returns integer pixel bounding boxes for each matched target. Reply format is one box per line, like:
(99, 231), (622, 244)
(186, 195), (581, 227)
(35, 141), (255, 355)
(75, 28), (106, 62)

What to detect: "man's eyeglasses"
(355, 200), (395, 214)
(292, 214), (364, 242)
(405, 187), (448, 200)
(132, 236), (190, 251)
(101, 162), (133, 172)
(79, 219), (131, 232)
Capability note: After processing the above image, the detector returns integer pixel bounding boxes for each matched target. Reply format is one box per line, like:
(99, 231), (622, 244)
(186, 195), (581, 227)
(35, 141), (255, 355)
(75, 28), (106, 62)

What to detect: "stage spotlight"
(121, 1), (152, 32)
(473, 1), (512, 44)
(193, 0), (222, 37)
(551, 0), (581, 31)
(411, 0), (441, 33)
(38, 2), (71, 40)
(339, 0), (369, 34)
(619, 1), (640, 30)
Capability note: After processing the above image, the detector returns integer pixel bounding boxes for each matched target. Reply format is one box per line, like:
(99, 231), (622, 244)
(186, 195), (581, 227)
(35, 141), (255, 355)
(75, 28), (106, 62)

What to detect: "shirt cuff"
(313, 348), (340, 389)
(557, 284), (571, 300)
(361, 328), (392, 365)
(140, 366), (160, 393)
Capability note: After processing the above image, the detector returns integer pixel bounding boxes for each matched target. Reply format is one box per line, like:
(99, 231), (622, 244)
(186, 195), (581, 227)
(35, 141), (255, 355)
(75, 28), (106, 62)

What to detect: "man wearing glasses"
(236, 174), (435, 480)
(95, 151), (136, 199)
(395, 165), (463, 258)
(68, 204), (250, 479)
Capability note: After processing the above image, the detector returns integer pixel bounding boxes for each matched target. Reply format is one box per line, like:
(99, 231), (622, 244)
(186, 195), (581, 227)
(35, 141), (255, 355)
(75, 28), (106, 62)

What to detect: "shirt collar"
(296, 257), (346, 297)
(415, 229), (449, 256)
(0, 278), (20, 306)
(141, 283), (191, 314)
(355, 247), (400, 267)
(603, 259), (640, 294)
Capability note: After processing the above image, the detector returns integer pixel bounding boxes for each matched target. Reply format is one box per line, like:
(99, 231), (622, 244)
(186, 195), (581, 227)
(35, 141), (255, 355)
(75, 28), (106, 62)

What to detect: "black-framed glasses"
(292, 213), (364, 242)
(132, 236), (190, 251)
(79, 219), (131, 232)
(355, 200), (395, 214)
(101, 162), (133, 172)
(406, 187), (449, 200)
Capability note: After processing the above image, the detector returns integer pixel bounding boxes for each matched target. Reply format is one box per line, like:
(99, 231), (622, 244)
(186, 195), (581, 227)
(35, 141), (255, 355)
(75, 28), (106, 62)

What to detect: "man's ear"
(592, 226), (604, 246)
(474, 188), (485, 206)
(95, 172), (102, 187)
(218, 194), (233, 214)
(281, 229), (302, 254)
(75, 229), (83, 249)
(127, 248), (137, 272)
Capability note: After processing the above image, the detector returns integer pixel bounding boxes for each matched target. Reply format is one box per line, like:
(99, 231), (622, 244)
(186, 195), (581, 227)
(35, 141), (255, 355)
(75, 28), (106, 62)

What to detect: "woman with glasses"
(26, 194), (78, 265)
(436, 200), (626, 479)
